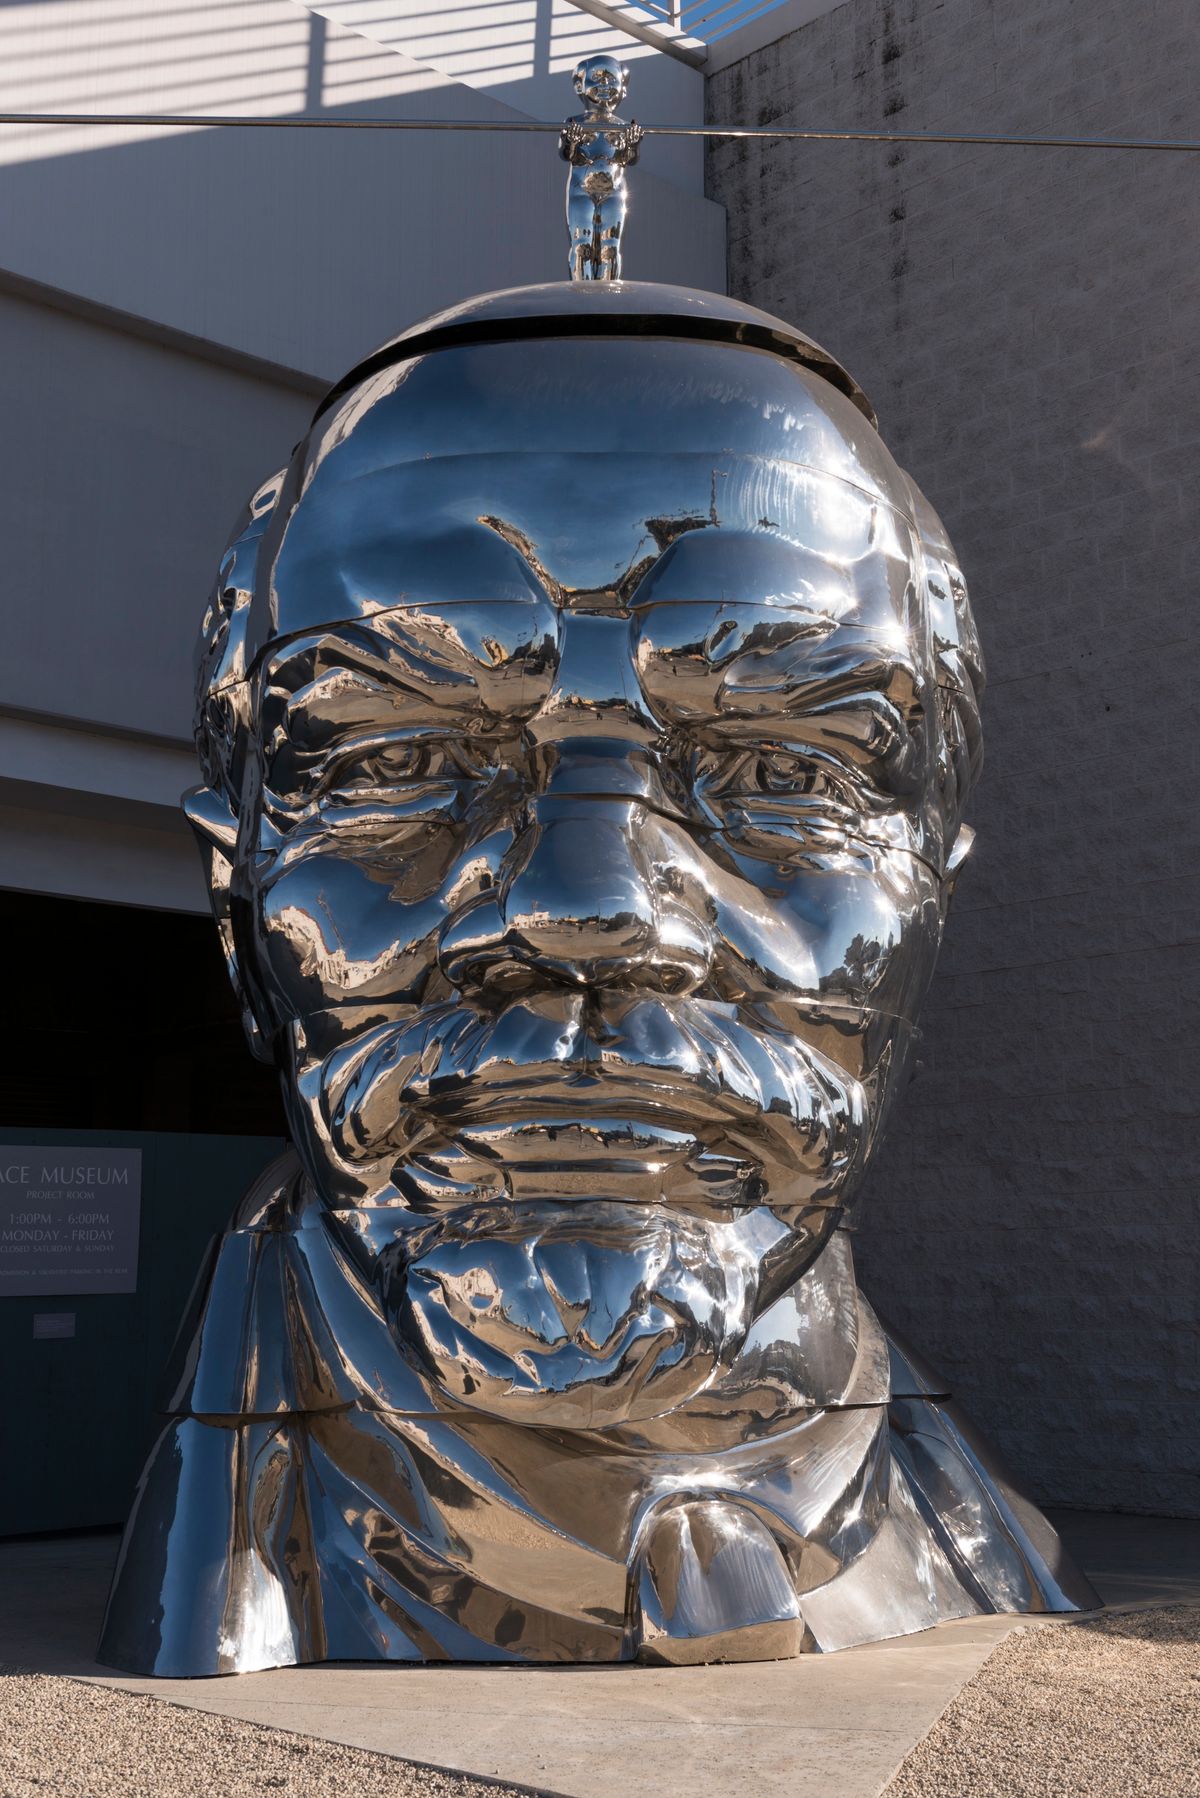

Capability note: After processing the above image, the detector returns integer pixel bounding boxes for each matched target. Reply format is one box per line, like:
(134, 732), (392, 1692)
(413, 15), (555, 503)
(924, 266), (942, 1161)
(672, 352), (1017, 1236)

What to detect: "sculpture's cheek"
(248, 852), (449, 1020)
(700, 848), (940, 1015)
(767, 866), (943, 1016)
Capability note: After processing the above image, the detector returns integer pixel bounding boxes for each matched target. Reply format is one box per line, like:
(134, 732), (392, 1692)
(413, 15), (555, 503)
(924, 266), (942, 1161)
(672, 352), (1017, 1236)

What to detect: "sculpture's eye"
(688, 741), (856, 819)
(357, 741), (435, 785)
(320, 734), (495, 798)
(754, 750), (831, 795)
(446, 740), (497, 781)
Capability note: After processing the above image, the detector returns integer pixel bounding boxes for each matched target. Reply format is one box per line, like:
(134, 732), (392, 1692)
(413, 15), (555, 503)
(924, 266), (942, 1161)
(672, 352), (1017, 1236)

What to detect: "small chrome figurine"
(559, 54), (643, 280)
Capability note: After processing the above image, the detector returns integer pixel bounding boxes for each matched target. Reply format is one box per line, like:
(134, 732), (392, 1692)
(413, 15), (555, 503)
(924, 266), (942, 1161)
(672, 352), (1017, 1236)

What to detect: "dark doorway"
(0, 891), (286, 1136)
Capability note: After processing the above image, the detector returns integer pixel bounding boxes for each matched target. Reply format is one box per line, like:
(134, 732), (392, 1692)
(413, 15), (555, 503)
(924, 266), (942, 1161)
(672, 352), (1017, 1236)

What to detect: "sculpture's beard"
(318, 993), (873, 1427)
(391, 1198), (782, 1428)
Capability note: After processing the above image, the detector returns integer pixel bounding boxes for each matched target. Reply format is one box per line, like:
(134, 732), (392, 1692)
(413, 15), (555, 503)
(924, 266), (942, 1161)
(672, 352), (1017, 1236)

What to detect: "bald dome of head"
(198, 284), (981, 848)
(240, 283), (911, 660)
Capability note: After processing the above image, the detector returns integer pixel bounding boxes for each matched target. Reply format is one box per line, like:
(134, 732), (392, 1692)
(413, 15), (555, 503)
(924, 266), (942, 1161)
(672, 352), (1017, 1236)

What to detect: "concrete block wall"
(706, 0), (1199, 1514)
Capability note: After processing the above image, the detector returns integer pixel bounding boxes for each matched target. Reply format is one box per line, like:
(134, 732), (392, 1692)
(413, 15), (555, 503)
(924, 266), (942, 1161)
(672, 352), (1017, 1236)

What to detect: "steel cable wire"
(0, 112), (1196, 153)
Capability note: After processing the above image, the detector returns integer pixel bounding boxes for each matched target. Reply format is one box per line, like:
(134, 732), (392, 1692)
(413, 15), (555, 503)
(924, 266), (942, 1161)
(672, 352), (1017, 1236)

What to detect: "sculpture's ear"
(943, 822), (975, 903)
(183, 784), (273, 1064)
(183, 782), (237, 856)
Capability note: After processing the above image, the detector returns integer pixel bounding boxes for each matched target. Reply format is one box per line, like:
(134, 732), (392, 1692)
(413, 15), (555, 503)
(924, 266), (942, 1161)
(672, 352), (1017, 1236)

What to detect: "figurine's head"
(573, 53), (628, 114)
(190, 286), (983, 1433)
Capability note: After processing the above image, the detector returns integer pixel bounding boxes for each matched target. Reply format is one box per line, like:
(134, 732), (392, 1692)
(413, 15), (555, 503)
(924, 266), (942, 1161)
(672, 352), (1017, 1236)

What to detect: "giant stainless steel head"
(185, 280), (978, 1431)
(190, 282), (982, 1430)
(100, 281), (1095, 1678)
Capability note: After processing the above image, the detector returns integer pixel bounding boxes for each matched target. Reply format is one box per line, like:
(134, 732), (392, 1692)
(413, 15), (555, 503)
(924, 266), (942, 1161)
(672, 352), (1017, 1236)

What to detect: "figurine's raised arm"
(617, 121), (644, 165)
(558, 118), (589, 164)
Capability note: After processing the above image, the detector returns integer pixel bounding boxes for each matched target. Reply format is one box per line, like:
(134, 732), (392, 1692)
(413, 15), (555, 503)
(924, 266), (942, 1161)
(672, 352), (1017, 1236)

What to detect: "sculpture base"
(98, 1375), (1096, 1676)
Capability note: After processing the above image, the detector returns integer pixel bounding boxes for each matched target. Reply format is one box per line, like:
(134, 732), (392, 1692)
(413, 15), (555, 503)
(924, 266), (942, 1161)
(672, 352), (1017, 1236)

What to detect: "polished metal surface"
(99, 280), (1096, 1677)
(560, 56), (642, 280)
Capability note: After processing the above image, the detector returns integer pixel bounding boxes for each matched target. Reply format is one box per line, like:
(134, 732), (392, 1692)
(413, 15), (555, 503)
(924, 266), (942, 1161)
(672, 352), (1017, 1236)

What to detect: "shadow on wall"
(0, 0), (720, 377)
(0, 0), (567, 142)
(850, 351), (1198, 1520)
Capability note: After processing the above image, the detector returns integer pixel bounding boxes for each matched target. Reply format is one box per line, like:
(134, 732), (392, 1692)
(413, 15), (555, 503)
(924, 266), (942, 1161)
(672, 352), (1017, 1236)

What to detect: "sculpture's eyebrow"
(717, 619), (917, 674)
(265, 635), (481, 754)
(715, 626), (925, 725)
(630, 528), (861, 618)
(258, 497), (556, 653)
(261, 608), (551, 761)
(639, 603), (919, 689)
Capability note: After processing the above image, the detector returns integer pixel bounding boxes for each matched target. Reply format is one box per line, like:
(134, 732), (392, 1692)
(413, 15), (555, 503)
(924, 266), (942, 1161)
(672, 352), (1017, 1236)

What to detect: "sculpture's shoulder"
(156, 1147), (426, 1418)
(228, 1145), (310, 1231)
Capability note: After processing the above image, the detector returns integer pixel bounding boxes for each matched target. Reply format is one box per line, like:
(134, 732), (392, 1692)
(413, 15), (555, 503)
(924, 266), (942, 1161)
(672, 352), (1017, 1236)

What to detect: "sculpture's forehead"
(247, 338), (920, 661)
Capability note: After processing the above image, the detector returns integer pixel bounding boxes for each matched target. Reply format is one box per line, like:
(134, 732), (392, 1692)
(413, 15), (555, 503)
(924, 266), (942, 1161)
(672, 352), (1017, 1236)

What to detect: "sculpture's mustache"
(323, 993), (868, 1198)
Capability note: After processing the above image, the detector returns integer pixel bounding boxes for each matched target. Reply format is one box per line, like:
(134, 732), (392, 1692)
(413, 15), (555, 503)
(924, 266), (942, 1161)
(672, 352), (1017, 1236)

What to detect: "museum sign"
(0, 1148), (142, 1295)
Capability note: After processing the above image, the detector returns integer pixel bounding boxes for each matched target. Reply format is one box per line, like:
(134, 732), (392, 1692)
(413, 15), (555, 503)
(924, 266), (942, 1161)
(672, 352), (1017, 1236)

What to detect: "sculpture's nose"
(439, 804), (714, 998)
(439, 613), (714, 999)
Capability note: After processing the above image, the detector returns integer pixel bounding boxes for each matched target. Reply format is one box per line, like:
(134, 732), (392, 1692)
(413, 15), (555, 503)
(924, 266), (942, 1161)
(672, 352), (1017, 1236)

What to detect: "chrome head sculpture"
(100, 282), (1094, 1677)
(560, 56), (641, 280)
(191, 286), (980, 1431)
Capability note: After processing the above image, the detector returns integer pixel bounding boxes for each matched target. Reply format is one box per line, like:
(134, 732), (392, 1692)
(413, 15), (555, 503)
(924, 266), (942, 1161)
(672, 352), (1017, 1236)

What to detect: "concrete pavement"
(1, 1513), (1196, 1798)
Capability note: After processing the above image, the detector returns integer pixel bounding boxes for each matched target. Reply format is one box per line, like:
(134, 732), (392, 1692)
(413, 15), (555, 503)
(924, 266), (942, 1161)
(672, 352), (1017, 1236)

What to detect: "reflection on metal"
(561, 56), (642, 281)
(99, 281), (1096, 1677)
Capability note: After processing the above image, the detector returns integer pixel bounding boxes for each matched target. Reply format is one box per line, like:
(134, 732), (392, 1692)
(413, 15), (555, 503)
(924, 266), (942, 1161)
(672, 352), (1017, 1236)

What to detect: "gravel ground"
(0, 1666), (543, 1798)
(885, 1605), (1200, 1798)
(4, 1611), (1197, 1798)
